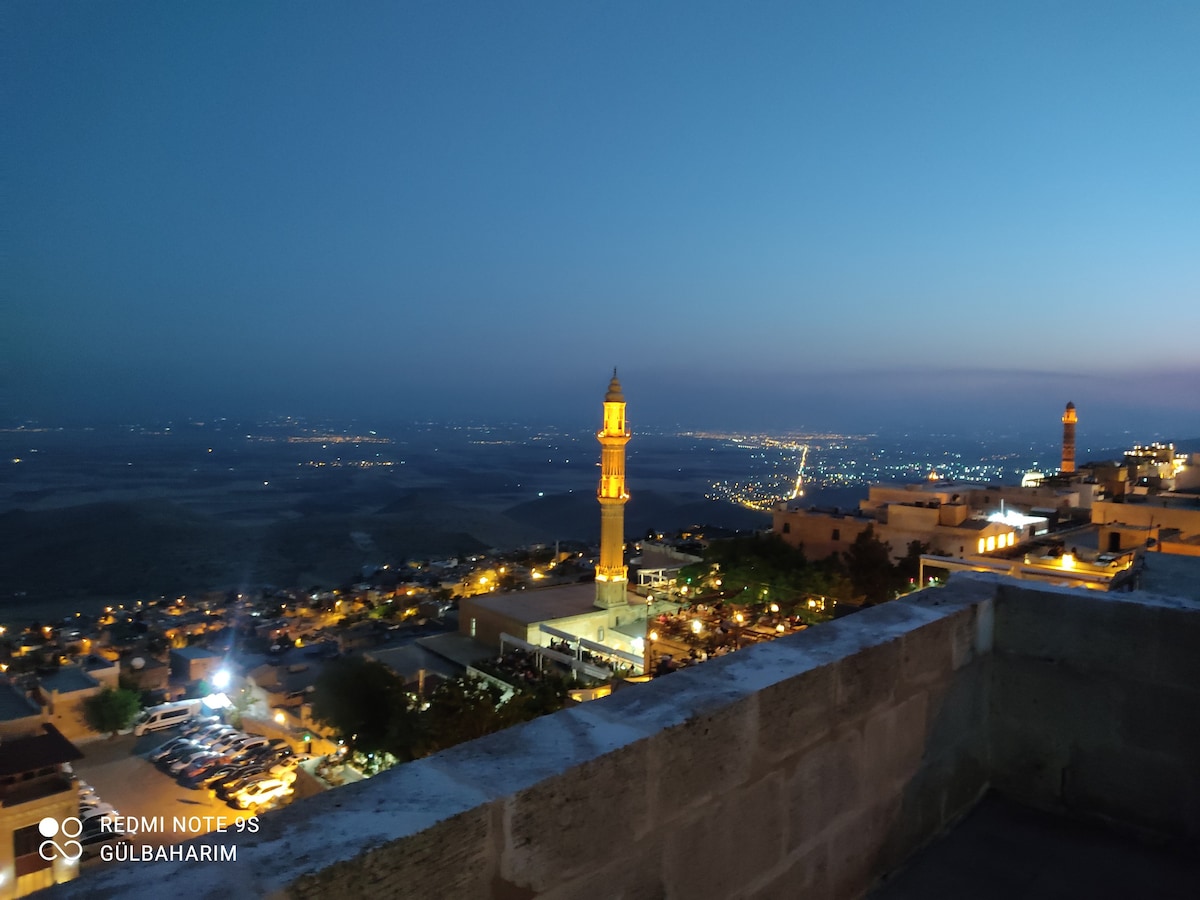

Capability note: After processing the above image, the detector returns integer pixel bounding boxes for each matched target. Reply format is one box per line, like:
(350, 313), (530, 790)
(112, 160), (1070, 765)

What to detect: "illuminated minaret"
(1061, 402), (1077, 474)
(595, 369), (631, 610)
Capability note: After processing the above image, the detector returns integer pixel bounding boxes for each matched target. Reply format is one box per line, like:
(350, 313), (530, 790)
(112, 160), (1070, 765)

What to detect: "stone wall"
(49, 575), (1199, 900)
(990, 582), (1200, 842)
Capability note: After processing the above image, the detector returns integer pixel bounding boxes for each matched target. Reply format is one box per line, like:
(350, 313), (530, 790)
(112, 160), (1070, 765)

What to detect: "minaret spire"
(595, 369), (630, 609)
(1061, 402), (1077, 474)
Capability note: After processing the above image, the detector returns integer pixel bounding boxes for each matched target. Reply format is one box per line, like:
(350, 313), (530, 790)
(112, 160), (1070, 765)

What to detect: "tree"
(423, 675), (509, 753)
(843, 526), (901, 605)
(311, 657), (422, 758)
(83, 687), (141, 737)
(896, 540), (930, 593)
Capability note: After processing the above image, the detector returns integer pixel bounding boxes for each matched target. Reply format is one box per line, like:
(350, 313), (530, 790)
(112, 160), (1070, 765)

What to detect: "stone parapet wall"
(49, 574), (1199, 900)
(991, 582), (1200, 842)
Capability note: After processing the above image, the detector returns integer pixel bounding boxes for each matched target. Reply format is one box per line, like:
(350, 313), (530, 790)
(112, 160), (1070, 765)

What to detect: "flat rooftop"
(871, 793), (1200, 900)
(1105, 493), (1200, 510)
(465, 582), (640, 624)
(1138, 552), (1200, 601)
(0, 680), (42, 722)
(39, 666), (98, 694)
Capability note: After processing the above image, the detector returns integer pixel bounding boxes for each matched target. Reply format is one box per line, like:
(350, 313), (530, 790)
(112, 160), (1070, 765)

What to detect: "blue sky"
(5, 1), (1198, 433)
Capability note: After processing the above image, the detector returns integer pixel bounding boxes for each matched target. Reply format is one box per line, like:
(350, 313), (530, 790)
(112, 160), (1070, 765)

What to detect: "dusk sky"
(5, 2), (1198, 434)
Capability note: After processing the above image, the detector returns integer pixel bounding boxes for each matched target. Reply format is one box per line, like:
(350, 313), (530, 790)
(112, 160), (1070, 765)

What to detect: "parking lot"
(74, 730), (264, 850)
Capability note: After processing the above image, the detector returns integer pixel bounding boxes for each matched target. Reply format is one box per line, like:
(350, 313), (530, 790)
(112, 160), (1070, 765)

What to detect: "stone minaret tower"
(1061, 402), (1077, 474)
(595, 369), (631, 610)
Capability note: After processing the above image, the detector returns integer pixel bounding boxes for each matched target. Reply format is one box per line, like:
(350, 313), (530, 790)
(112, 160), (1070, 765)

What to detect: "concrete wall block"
(899, 613), (959, 689)
(996, 586), (1198, 686)
(503, 742), (652, 891)
(990, 654), (1120, 754)
(649, 693), (758, 815)
(540, 836), (666, 900)
(1119, 681), (1200, 762)
(924, 660), (989, 753)
(824, 797), (902, 900)
(834, 639), (900, 722)
(750, 843), (830, 900)
(1151, 609), (1200, 688)
(1064, 745), (1199, 840)
(785, 726), (864, 854)
(661, 771), (787, 900)
(863, 691), (929, 795)
(756, 663), (835, 766)
(871, 765), (945, 879)
(284, 803), (497, 900)
(989, 715), (1067, 812)
(935, 741), (989, 825)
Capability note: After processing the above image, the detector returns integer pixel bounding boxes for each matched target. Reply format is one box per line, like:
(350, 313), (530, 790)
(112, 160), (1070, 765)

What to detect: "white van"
(132, 700), (204, 736)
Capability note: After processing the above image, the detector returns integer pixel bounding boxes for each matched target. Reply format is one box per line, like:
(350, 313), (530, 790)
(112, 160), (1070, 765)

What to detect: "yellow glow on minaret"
(595, 369), (630, 609)
(1061, 402), (1077, 474)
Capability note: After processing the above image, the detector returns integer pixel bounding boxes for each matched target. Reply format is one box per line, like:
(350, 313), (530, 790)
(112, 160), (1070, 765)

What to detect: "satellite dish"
(131, 657), (145, 670)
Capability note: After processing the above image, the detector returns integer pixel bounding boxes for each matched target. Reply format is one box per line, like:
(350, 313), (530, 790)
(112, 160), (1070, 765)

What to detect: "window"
(470, 618), (477, 638)
(832, 528), (841, 541)
(14, 823), (51, 876)
(782, 523), (791, 534)
(597, 627), (605, 641)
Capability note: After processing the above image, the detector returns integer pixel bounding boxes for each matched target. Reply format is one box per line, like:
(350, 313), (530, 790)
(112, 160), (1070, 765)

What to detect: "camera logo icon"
(37, 817), (83, 862)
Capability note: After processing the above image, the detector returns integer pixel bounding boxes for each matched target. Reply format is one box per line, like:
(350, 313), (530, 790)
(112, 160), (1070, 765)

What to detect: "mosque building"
(457, 371), (672, 672)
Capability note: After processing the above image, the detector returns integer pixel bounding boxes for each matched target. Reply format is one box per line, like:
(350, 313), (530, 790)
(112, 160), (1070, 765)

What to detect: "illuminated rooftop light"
(988, 510), (1046, 528)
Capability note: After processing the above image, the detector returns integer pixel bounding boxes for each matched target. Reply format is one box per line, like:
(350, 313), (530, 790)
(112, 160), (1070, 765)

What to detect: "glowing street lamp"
(211, 669), (231, 690)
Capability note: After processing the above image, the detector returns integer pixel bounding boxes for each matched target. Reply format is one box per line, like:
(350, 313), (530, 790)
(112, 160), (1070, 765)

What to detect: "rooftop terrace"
(53, 573), (1199, 899)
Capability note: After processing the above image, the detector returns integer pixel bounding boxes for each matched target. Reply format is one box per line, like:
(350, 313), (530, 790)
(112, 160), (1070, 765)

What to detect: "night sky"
(5, 2), (1198, 433)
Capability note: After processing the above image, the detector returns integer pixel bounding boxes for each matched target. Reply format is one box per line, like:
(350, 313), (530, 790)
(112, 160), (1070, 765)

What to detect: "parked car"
(268, 757), (302, 778)
(79, 827), (131, 860)
(180, 716), (222, 736)
(232, 743), (278, 764)
(156, 741), (204, 768)
(230, 777), (294, 810)
(191, 723), (232, 741)
(213, 769), (269, 800)
(208, 733), (250, 754)
(197, 729), (241, 749)
(178, 754), (229, 781)
(169, 750), (218, 776)
(148, 737), (195, 763)
(185, 764), (240, 790)
(79, 804), (119, 827)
